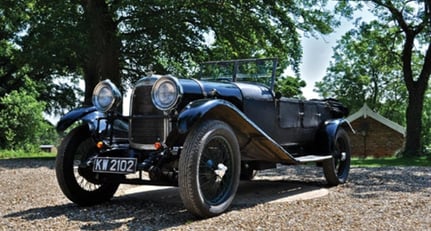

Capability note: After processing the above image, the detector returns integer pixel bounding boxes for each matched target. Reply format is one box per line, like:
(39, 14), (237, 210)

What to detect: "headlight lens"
(92, 79), (122, 112)
(151, 76), (182, 111)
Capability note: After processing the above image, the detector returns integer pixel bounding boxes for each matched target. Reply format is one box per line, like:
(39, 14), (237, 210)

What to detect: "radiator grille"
(130, 84), (165, 149)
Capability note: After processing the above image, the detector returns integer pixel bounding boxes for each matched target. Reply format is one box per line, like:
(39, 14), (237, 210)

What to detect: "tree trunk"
(404, 87), (425, 156)
(398, 12), (431, 156)
(402, 36), (431, 157)
(81, 0), (121, 106)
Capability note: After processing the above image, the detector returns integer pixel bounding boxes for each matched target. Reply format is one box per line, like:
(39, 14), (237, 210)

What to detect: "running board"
(295, 155), (332, 163)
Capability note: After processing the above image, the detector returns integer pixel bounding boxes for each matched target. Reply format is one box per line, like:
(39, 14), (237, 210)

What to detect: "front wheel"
(323, 128), (351, 186)
(178, 120), (241, 218)
(55, 125), (120, 205)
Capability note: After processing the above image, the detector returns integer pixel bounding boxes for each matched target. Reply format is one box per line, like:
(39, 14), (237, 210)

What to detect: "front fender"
(177, 99), (298, 164)
(177, 99), (235, 134)
(56, 106), (105, 134)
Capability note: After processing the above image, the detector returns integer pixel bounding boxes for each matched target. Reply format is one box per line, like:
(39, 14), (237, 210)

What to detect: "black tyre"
(323, 128), (351, 186)
(178, 120), (241, 218)
(55, 125), (120, 205)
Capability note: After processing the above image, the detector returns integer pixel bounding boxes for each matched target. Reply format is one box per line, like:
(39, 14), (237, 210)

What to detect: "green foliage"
(275, 76), (306, 98)
(315, 21), (407, 125)
(0, 0), (84, 114)
(0, 78), (49, 151)
(422, 91), (431, 150)
(0, 40), (26, 99)
(318, 1), (431, 156)
(0, 149), (56, 159)
(7, 0), (341, 106)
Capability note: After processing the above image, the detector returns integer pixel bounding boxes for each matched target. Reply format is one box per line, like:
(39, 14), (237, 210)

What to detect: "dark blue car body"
(56, 58), (353, 218)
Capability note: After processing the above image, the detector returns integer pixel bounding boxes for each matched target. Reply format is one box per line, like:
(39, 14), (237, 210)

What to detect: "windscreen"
(198, 58), (277, 87)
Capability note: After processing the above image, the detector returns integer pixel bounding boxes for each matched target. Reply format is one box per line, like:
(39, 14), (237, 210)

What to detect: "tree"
(367, 0), (431, 156)
(315, 21), (407, 125)
(12, 0), (340, 108)
(80, 0), (121, 105)
(331, 1), (431, 156)
(0, 0), (84, 114)
(0, 1), (30, 98)
(0, 78), (48, 151)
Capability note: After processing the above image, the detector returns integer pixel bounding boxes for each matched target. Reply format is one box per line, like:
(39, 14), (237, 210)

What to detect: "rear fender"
(56, 106), (106, 134)
(176, 99), (298, 164)
(318, 119), (355, 153)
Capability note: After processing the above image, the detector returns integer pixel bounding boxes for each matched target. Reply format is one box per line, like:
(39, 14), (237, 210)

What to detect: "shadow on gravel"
(3, 179), (325, 230)
(347, 167), (431, 198)
(3, 200), (194, 230)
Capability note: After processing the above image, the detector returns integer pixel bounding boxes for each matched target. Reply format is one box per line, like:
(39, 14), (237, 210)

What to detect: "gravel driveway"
(1, 158), (430, 230)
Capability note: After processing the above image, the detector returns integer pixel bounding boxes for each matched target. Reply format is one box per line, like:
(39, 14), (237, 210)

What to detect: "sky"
(293, 36), (337, 99)
(293, 10), (374, 99)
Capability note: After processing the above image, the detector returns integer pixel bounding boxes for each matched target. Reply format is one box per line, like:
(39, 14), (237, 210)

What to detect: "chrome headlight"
(151, 76), (182, 111)
(92, 79), (122, 112)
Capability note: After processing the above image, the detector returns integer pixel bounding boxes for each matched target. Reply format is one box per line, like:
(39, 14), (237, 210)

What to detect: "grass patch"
(0, 149), (56, 159)
(351, 156), (431, 167)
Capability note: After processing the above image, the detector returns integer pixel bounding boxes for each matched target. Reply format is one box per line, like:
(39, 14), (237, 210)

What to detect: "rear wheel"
(323, 128), (351, 186)
(178, 120), (241, 218)
(56, 125), (120, 205)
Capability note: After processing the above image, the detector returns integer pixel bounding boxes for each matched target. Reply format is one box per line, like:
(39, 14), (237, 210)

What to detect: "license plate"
(93, 157), (137, 174)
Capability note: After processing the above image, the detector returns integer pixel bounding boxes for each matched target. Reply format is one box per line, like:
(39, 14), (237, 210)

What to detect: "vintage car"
(55, 58), (353, 218)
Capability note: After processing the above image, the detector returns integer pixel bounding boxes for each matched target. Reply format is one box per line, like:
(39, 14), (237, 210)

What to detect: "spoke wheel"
(179, 120), (240, 218)
(56, 125), (120, 206)
(323, 128), (351, 186)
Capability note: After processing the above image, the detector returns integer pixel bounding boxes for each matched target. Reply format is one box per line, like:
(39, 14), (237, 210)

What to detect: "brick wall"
(349, 118), (404, 158)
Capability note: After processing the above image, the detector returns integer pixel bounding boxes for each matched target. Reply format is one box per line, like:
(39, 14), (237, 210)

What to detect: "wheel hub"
(214, 163), (228, 182)
(340, 152), (347, 161)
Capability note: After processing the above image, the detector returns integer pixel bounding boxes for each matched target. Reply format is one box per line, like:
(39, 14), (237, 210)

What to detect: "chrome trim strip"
(191, 78), (207, 97)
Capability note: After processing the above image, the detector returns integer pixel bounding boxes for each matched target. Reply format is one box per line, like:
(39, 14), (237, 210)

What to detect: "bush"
(0, 79), (48, 151)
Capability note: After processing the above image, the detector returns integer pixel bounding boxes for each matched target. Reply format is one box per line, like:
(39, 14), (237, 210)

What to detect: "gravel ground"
(0, 158), (430, 230)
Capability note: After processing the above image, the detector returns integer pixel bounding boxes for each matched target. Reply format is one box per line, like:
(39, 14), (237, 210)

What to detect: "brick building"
(346, 104), (405, 158)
